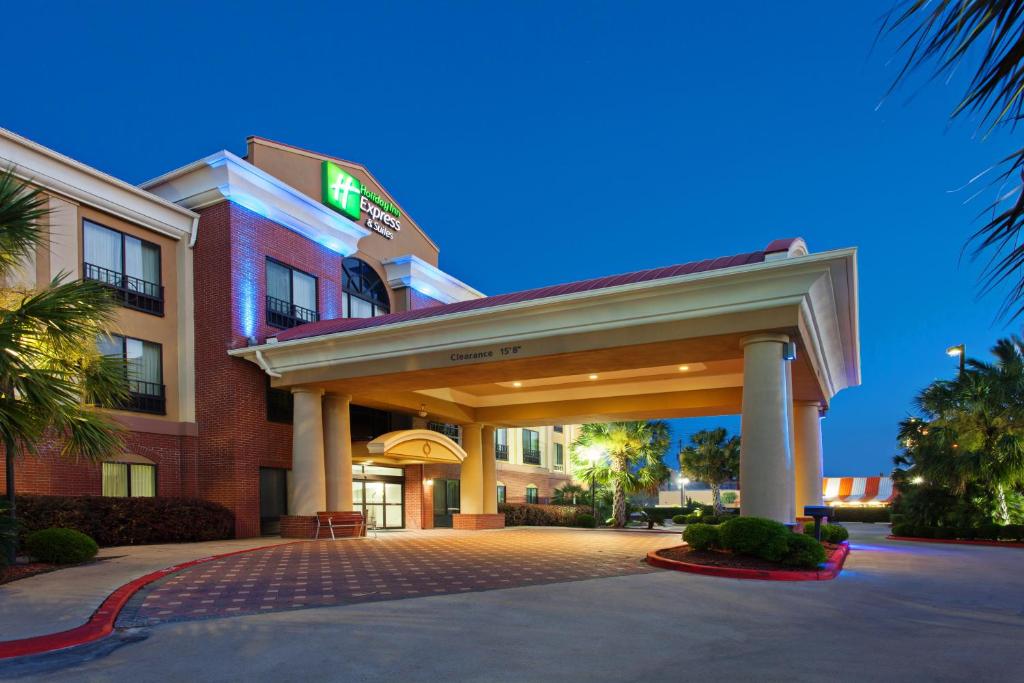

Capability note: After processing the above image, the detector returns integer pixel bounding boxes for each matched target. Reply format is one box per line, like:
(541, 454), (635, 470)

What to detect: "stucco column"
(460, 423), (484, 515)
(323, 393), (353, 512)
(481, 425), (497, 514)
(289, 388), (326, 515)
(739, 334), (795, 524)
(793, 401), (825, 516)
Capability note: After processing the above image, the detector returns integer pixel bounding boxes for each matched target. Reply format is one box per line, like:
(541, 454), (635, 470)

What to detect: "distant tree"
(678, 428), (740, 514)
(551, 483), (589, 506)
(571, 421), (671, 528)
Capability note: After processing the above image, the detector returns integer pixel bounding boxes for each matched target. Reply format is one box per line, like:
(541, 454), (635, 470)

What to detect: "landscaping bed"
(888, 535), (1024, 548)
(648, 542), (849, 580)
(0, 562), (63, 586)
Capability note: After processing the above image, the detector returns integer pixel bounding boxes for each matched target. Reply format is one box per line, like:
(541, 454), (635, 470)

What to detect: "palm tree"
(570, 421), (671, 528)
(0, 168), (128, 563)
(551, 483), (589, 506)
(677, 428), (740, 514)
(897, 336), (1024, 524)
(883, 3), (1024, 319)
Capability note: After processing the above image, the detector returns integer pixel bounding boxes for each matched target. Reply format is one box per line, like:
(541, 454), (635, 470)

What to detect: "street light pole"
(946, 343), (966, 375)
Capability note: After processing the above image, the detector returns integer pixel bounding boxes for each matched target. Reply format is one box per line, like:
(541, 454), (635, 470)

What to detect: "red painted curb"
(0, 541), (299, 660)
(646, 542), (850, 581)
(887, 535), (1024, 548)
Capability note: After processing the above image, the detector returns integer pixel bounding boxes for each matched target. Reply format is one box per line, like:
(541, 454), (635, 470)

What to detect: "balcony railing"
(495, 443), (509, 461)
(116, 380), (166, 415)
(84, 262), (164, 315)
(427, 422), (462, 445)
(266, 295), (319, 329)
(523, 448), (541, 465)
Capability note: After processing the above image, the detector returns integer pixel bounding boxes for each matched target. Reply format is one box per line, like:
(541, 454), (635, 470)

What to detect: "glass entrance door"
(259, 467), (288, 536)
(353, 480), (404, 529)
(433, 479), (460, 528)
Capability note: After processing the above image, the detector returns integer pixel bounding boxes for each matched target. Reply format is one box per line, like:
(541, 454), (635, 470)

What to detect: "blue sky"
(2, 2), (1018, 476)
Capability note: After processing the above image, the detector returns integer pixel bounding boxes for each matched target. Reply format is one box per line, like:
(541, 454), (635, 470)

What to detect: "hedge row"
(828, 507), (890, 524)
(891, 523), (1024, 541)
(500, 503), (594, 528)
(683, 517), (826, 569)
(14, 496), (235, 546)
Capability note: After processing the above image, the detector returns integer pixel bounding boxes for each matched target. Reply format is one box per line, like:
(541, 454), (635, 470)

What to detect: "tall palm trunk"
(612, 453), (627, 528)
(4, 432), (16, 565)
(711, 483), (722, 514)
(995, 484), (1010, 525)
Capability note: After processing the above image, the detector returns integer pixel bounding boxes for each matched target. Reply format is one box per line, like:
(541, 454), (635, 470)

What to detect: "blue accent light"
(237, 273), (257, 339)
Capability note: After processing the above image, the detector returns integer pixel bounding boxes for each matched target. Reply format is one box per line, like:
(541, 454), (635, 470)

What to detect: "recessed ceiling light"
(588, 374), (599, 380)
(678, 365), (690, 371)
(512, 381), (523, 388)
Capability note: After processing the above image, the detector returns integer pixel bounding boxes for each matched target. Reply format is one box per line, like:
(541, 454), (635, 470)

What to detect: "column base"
(452, 513), (505, 530)
(279, 514), (365, 538)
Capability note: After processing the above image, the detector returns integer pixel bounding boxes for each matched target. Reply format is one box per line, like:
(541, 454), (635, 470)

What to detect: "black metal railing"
(553, 425), (563, 433)
(523, 448), (541, 465)
(266, 295), (319, 329)
(495, 443), (509, 461)
(124, 380), (166, 415)
(84, 262), (164, 315)
(427, 421), (462, 445)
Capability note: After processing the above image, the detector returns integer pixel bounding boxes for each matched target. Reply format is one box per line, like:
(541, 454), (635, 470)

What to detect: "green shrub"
(24, 528), (98, 564)
(0, 502), (17, 568)
(890, 522), (914, 537)
(575, 513), (597, 529)
(829, 507), (891, 524)
(955, 527), (976, 540)
(915, 526), (935, 538)
(15, 496), (234, 546)
(824, 524), (849, 543)
(672, 515), (688, 524)
(999, 524), (1024, 541)
(933, 527), (957, 539)
(718, 517), (790, 562)
(976, 524), (1001, 541)
(501, 503), (592, 527)
(684, 513), (703, 524)
(643, 507), (690, 520)
(782, 533), (827, 568)
(683, 523), (720, 551)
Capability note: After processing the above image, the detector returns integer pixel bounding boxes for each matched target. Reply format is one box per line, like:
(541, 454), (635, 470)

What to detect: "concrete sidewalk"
(0, 537), (289, 641)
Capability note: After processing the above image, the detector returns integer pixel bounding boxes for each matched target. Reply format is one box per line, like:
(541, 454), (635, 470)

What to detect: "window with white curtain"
(102, 462), (156, 497)
(266, 259), (319, 328)
(83, 220), (163, 314)
(97, 333), (165, 414)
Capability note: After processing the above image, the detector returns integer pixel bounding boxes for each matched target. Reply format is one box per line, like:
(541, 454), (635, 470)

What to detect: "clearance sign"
(321, 161), (402, 239)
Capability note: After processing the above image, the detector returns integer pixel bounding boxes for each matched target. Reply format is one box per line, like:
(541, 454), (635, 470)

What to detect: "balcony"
(266, 295), (319, 329)
(495, 443), (509, 461)
(111, 380), (166, 415)
(84, 262), (164, 316)
(427, 422), (462, 445)
(523, 448), (541, 465)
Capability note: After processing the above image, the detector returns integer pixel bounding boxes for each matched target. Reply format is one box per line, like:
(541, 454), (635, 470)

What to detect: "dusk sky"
(2, 2), (1018, 476)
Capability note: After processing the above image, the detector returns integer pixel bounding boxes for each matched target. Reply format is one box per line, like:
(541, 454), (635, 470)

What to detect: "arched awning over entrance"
(362, 429), (467, 466)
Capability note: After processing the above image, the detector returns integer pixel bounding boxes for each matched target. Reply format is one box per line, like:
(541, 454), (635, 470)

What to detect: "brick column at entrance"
(454, 423), (504, 530)
(481, 425), (498, 514)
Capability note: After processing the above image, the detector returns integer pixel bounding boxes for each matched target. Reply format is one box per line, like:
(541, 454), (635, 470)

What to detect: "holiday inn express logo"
(321, 161), (403, 239)
(323, 161), (362, 221)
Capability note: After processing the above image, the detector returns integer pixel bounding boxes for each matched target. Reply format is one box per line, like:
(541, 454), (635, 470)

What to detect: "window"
(554, 443), (564, 471)
(266, 377), (293, 424)
(553, 425), (564, 433)
(266, 259), (319, 329)
(522, 429), (541, 465)
(83, 220), (163, 315)
(98, 334), (165, 414)
(428, 421), (461, 445)
(342, 258), (390, 318)
(497, 485), (506, 504)
(102, 462), (156, 497)
(525, 486), (539, 504)
(495, 428), (509, 461)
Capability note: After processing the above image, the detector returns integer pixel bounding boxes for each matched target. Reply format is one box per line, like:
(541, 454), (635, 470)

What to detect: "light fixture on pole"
(946, 344), (966, 375)
(678, 476), (690, 507)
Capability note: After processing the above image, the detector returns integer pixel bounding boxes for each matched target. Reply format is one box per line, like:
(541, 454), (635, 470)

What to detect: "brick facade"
(497, 467), (573, 504)
(0, 429), (196, 499)
(452, 513), (505, 530)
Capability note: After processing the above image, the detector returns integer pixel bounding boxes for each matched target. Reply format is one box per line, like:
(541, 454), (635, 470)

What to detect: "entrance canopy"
(361, 429), (467, 466)
(231, 238), (859, 426)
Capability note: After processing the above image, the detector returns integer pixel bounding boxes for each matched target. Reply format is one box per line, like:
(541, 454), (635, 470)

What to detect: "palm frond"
(0, 167), (49, 279)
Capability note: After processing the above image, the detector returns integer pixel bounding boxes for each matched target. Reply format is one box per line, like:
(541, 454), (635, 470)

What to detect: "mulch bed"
(655, 543), (838, 571)
(0, 562), (63, 586)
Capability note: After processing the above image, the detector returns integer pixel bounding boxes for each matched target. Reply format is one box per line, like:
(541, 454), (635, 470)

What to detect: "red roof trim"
(274, 239), (801, 343)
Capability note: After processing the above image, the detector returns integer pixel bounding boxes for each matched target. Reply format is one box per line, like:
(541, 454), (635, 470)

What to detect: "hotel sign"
(322, 161), (402, 240)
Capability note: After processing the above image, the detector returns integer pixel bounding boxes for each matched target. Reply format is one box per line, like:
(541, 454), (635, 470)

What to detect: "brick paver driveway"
(117, 528), (678, 626)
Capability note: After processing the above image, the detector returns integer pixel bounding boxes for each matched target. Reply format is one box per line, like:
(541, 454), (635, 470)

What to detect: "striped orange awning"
(822, 476), (895, 504)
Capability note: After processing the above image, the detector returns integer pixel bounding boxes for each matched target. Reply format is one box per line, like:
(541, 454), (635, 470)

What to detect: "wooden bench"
(314, 511), (367, 540)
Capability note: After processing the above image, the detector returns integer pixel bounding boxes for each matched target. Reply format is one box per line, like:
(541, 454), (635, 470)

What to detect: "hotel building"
(1, 129), (860, 537)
